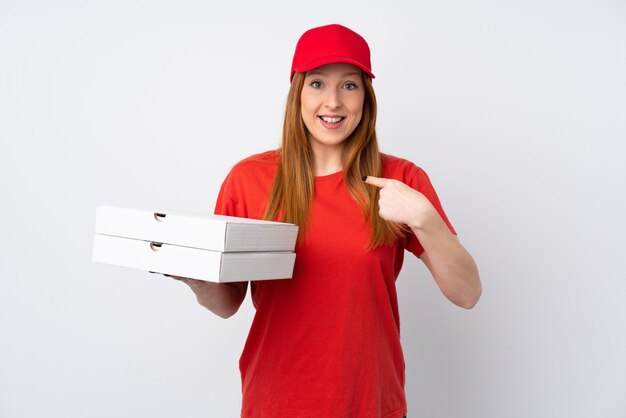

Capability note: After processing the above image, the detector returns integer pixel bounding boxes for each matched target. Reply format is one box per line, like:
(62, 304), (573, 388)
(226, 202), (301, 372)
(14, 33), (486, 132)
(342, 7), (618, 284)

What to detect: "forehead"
(305, 63), (362, 78)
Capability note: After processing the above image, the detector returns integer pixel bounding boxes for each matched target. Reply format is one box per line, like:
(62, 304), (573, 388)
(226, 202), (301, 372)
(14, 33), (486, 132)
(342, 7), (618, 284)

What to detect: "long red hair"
(264, 71), (402, 248)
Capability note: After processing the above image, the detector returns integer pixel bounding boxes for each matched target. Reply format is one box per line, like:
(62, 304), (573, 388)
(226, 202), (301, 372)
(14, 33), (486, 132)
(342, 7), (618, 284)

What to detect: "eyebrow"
(306, 71), (361, 78)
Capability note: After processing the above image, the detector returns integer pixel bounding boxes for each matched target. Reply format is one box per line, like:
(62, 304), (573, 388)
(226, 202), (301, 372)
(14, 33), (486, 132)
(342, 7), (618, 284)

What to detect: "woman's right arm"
(171, 277), (248, 319)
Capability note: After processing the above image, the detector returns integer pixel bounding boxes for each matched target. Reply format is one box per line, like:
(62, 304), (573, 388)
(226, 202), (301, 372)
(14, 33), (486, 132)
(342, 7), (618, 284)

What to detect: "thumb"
(362, 175), (388, 188)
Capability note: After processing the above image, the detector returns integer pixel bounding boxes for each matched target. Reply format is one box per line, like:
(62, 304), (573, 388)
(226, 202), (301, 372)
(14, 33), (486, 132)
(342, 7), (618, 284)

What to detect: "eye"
(343, 82), (358, 90)
(310, 81), (323, 89)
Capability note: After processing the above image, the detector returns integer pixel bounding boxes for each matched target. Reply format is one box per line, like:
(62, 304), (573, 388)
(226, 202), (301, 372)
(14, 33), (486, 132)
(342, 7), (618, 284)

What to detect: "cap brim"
(291, 56), (375, 81)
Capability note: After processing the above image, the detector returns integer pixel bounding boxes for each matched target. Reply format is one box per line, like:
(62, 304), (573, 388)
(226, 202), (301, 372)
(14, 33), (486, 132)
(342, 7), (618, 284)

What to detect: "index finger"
(362, 175), (388, 188)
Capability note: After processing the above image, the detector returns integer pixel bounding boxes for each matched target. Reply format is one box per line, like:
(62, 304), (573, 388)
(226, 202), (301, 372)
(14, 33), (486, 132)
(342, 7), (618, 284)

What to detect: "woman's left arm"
(364, 176), (482, 309)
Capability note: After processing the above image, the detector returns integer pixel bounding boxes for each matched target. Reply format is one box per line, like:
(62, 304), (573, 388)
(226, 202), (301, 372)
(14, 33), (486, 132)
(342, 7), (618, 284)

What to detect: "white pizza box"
(95, 205), (298, 252)
(92, 234), (296, 283)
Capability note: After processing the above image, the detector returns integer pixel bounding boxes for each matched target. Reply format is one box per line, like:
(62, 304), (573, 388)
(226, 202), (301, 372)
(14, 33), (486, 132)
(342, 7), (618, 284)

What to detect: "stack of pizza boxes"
(92, 206), (298, 282)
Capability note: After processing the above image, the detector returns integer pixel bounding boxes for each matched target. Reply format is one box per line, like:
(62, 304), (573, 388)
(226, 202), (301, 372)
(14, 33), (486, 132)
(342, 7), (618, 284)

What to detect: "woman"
(175, 24), (481, 418)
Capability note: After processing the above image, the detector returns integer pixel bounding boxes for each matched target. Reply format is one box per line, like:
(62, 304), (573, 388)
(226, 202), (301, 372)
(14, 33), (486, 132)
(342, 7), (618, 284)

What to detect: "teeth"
(321, 116), (343, 123)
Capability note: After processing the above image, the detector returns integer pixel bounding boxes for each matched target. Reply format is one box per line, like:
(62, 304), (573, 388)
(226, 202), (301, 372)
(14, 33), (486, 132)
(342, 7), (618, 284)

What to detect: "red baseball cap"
(290, 24), (375, 82)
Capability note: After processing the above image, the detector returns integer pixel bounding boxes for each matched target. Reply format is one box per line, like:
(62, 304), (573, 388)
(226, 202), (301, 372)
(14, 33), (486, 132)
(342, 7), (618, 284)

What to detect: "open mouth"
(318, 115), (345, 124)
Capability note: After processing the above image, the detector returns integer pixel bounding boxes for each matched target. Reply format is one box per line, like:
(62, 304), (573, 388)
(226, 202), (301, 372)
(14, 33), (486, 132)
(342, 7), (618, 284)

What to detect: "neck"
(310, 141), (344, 176)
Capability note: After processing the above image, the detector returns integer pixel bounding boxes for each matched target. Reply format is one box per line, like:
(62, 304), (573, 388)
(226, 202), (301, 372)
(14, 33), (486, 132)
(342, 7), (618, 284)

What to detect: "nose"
(324, 87), (342, 109)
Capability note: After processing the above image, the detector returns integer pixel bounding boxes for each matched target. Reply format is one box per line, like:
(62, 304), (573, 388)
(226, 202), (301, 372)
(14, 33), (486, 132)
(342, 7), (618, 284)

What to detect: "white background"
(1, 1), (625, 417)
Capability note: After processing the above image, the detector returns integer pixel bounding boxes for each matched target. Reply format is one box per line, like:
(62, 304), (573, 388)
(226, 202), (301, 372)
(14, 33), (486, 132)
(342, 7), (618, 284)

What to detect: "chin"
(312, 138), (348, 148)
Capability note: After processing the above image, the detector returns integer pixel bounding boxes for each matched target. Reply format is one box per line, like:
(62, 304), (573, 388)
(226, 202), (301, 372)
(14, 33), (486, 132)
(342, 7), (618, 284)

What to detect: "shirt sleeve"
(213, 154), (275, 220)
(215, 170), (241, 216)
(214, 165), (248, 218)
(403, 165), (456, 258)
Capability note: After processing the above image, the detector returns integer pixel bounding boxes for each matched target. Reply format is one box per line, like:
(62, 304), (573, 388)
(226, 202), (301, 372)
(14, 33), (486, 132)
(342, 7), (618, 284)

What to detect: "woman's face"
(300, 62), (365, 152)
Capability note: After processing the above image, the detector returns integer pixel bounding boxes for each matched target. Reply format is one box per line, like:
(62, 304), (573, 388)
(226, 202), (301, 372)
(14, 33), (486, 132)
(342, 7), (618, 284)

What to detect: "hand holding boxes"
(92, 206), (298, 282)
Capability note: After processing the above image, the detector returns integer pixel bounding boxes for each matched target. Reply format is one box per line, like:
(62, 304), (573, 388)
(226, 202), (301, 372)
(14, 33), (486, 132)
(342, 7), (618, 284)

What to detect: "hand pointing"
(363, 175), (436, 229)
